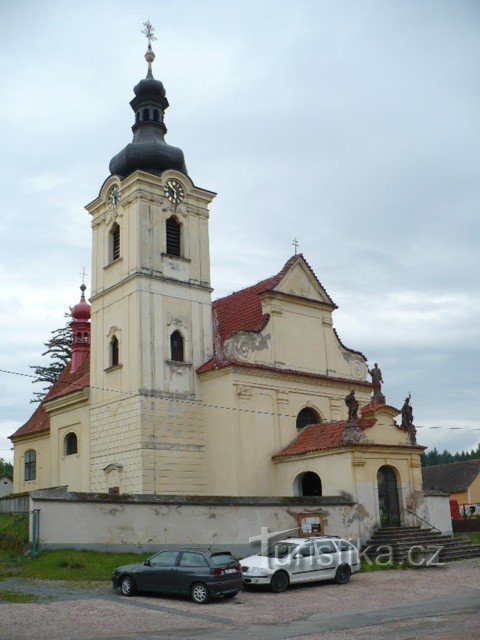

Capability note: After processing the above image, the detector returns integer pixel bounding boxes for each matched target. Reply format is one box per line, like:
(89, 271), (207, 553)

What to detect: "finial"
(292, 238), (299, 255)
(142, 20), (157, 76)
(79, 268), (87, 297)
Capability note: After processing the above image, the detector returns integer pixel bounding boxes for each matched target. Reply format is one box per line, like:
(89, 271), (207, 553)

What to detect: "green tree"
(0, 458), (13, 477)
(30, 313), (72, 403)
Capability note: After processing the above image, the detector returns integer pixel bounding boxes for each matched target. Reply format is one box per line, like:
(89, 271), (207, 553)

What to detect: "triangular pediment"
(272, 257), (335, 306)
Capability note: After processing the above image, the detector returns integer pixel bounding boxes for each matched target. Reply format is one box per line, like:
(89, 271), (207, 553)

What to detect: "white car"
(241, 537), (360, 592)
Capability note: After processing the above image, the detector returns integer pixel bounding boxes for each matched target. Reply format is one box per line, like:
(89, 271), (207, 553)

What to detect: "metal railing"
(404, 508), (441, 533)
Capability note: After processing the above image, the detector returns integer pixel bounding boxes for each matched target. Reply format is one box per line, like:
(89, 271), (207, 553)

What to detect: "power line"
(1, 366), (479, 432)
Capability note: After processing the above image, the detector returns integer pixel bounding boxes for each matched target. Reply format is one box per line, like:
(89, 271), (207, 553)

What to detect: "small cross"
(292, 238), (299, 255)
(141, 20), (157, 47)
(80, 267), (87, 285)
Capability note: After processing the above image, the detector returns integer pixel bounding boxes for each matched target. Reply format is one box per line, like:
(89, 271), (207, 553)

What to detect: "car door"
(290, 542), (318, 583)
(139, 550), (179, 593)
(315, 539), (340, 580)
(176, 552), (210, 594)
(336, 539), (359, 570)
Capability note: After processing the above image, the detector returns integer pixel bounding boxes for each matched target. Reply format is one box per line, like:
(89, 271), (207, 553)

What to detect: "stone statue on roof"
(368, 362), (386, 404)
(401, 394), (417, 445)
(345, 390), (359, 422)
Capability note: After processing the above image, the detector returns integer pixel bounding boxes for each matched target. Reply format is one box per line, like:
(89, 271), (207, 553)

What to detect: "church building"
(10, 35), (429, 535)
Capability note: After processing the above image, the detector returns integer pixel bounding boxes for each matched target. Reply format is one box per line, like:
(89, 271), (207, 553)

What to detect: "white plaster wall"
(421, 495), (453, 536)
(31, 497), (361, 556)
(0, 477), (13, 498)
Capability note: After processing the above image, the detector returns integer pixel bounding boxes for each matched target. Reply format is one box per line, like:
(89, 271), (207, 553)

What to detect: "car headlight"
(245, 567), (267, 575)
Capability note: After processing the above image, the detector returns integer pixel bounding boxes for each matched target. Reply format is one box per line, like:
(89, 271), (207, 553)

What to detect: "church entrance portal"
(377, 466), (400, 527)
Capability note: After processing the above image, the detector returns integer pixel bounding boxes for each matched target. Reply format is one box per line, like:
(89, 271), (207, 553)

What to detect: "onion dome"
(109, 44), (188, 179)
(71, 284), (91, 321)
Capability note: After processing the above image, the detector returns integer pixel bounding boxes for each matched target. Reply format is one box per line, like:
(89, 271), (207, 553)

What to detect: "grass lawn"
(11, 550), (150, 582)
(360, 560), (405, 572)
(0, 590), (38, 603)
(464, 532), (480, 545)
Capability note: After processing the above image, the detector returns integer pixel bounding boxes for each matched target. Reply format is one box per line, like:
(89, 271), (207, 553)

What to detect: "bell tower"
(86, 23), (215, 495)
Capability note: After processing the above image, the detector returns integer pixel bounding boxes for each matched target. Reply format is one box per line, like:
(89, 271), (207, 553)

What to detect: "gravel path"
(0, 559), (479, 640)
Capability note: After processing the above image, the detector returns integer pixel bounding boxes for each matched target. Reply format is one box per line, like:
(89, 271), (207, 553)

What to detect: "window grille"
(166, 217), (181, 257)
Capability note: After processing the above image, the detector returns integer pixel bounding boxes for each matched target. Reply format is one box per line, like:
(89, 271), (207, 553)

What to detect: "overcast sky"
(0, 0), (479, 463)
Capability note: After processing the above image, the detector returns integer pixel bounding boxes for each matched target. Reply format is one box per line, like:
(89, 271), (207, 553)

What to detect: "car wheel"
(120, 575), (136, 597)
(191, 582), (210, 604)
(335, 565), (351, 585)
(270, 570), (289, 593)
(223, 591), (239, 599)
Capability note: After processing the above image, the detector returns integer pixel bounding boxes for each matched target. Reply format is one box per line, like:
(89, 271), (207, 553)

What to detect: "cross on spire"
(292, 238), (299, 255)
(141, 20), (157, 47)
(80, 267), (87, 286)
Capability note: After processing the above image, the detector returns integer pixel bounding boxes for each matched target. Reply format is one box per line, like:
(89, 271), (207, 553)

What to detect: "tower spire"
(108, 21), (188, 179)
(141, 20), (157, 77)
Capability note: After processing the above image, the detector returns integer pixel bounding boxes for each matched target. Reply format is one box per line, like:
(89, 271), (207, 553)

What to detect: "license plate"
(224, 568), (237, 574)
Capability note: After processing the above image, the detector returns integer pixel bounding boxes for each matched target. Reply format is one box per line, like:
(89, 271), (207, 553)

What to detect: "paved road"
(0, 559), (479, 639)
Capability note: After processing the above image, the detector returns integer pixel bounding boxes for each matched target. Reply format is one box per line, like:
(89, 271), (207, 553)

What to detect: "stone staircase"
(363, 526), (480, 564)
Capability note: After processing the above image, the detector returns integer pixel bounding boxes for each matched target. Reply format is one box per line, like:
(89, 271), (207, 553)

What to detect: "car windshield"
(258, 542), (298, 558)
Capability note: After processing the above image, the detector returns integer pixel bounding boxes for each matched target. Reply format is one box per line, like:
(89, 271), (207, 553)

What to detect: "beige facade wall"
(87, 169), (215, 494)
(48, 398), (90, 492)
(13, 433), (50, 494)
(201, 367), (372, 497)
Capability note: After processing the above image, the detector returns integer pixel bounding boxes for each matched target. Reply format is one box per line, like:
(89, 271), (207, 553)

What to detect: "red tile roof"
(273, 406), (423, 460)
(198, 254), (365, 377)
(10, 356), (90, 440)
(273, 421), (347, 459)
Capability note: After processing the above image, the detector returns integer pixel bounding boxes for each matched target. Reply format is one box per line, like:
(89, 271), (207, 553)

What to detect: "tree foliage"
(0, 457), (13, 477)
(30, 313), (72, 403)
(421, 443), (480, 467)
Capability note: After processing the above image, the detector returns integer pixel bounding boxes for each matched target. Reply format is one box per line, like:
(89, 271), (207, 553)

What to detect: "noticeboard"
(297, 513), (325, 537)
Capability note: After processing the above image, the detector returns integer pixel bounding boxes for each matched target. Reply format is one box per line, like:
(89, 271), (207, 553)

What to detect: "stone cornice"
(43, 390), (89, 415)
(90, 269), (213, 301)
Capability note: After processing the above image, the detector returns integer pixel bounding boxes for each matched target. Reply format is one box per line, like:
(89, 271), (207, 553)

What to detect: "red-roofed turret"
(70, 284), (91, 373)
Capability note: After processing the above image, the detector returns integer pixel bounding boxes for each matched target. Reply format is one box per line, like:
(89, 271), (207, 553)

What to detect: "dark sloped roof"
(422, 460), (480, 494)
(10, 356), (90, 440)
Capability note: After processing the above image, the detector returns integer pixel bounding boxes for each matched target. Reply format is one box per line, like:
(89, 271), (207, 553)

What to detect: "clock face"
(107, 185), (121, 210)
(164, 179), (185, 204)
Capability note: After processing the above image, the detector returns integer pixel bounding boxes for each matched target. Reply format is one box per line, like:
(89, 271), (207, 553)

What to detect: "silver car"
(241, 537), (360, 592)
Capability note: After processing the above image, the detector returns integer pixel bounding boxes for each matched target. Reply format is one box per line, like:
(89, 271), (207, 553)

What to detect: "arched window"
(170, 331), (184, 362)
(166, 216), (181, 257)
(294, 471), (322, 497)
(25, 450), (36, 481)
(110, 223), (120, 262)
(142, 108), (150, 121)
(153, 109), (159, 122)
(110, 335), (119, 367)
(64, 432), (78, 456)
(296, 407), (321, 430)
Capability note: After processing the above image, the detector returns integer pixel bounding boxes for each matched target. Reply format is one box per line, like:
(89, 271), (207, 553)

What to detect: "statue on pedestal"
(345, 390), (359, 423)
(401, 393), (417, 445)
(368, 362), (385, 404)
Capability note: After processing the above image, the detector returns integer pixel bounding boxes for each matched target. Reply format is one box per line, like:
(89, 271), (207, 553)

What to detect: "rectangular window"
(112, 225), (120, 261)
(24, 451), (36, 481)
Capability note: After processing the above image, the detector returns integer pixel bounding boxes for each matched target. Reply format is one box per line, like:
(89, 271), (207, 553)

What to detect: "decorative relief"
(103, 463), (123, 475)
(236, 385), (253, 400)
(167, 318), (189, 330)
(107, 326), (120, 337)
(350, 358), (366, 379)
(223, 331), (271, 362)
